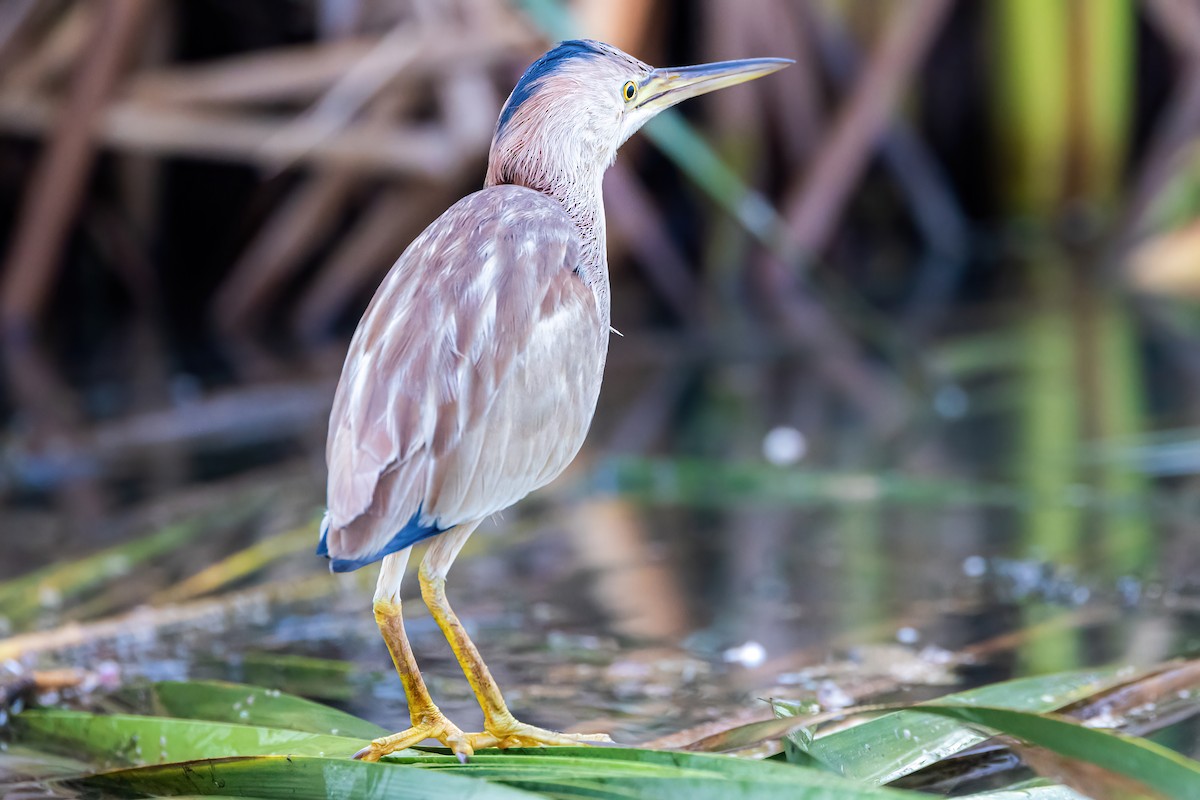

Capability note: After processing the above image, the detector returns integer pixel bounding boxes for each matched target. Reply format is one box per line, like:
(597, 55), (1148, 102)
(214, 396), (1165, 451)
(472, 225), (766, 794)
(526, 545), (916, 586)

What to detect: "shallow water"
(1, 357), (1199, 792)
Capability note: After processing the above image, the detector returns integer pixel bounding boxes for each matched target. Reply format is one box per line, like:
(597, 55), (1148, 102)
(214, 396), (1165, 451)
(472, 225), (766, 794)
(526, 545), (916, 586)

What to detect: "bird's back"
(321, 185), (607, 570)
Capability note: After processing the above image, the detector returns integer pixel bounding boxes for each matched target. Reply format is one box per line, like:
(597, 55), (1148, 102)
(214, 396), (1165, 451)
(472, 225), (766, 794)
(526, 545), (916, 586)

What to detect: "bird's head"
(485, 39), (790, 193)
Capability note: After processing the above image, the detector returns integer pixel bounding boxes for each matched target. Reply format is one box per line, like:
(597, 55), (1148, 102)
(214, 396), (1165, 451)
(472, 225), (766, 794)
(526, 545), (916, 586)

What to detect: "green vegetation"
(4, 668), (1197, 799)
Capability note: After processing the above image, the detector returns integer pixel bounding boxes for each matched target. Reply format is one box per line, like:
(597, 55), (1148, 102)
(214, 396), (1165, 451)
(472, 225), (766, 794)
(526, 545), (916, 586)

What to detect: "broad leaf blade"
(133, 680), (387, 739)
(13, 710), (369, 766)
(75, 754), (919, 800)
(915, 705), (1200, 800)
(73, 756), (551, 799)
(802, 667), (1124, 783)
(964, 783), (1089, 799)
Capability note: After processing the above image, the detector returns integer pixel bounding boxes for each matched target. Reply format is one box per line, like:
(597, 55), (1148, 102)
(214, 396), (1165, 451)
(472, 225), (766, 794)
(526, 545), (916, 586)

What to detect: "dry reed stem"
(747, 0), (822, 164)
(1143, 0), (1200, 59)
(0, 94), (458, 176)
(292, 188), (447, 341)
(213, 171), (360, 336)
(780, 0), (952, 258)
(1, 1), (92, 94)
(0, 0), (150, 332)
(604, 163), (703, 325)
(577, 0), (657, 54)
(127, 24), (536, 107)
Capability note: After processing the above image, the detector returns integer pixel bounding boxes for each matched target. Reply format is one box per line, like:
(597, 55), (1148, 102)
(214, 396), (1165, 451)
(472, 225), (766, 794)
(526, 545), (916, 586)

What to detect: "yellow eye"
(622, 80), (638, 102)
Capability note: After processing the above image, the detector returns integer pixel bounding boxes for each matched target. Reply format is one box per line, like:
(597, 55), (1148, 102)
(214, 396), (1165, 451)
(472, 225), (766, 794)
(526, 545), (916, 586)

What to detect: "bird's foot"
(482, 719), (614, 750)
(353, 714), (477, 762)
(353, 716), (613, 762)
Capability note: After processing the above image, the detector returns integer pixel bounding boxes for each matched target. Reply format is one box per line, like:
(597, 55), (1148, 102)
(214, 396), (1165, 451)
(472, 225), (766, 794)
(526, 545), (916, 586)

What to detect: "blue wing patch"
(316, 509), (445, 572)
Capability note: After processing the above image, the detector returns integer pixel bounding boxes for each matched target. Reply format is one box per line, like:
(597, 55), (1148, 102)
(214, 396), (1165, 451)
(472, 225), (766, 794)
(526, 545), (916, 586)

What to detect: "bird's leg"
(354, 550), (473, 761)
(418, 529), (613, 749)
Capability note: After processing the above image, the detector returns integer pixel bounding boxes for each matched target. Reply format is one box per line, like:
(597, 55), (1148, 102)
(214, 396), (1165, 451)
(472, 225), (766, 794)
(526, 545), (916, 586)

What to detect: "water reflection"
(1, 358), (1198, 753)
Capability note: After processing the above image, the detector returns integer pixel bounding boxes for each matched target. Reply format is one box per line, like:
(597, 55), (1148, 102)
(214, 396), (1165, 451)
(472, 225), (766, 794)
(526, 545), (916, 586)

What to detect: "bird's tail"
(316, 508), (444, 573)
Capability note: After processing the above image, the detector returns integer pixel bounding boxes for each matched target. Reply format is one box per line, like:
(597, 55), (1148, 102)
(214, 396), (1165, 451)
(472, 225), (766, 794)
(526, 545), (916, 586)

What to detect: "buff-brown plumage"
(320, 39), (789, 575)
(318, 38), (789, 761)
(322, 186), (603, 567)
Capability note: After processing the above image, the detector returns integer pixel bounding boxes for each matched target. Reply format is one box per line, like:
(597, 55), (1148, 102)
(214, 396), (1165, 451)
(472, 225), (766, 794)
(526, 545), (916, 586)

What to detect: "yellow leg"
(418, 560), (613, 749)
(353, 599), (475, 761)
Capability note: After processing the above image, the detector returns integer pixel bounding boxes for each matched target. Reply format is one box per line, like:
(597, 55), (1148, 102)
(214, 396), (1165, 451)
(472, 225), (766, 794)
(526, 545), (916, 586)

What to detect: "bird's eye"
(622, 80), (638, 103)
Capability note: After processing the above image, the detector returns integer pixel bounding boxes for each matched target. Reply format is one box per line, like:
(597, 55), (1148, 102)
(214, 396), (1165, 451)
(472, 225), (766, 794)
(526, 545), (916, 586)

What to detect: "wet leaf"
(1070, 659), (1200, 729)
(73, 753), (918, 799)
(73, 756), (551, 800)
(913, 706), (1199, 800)
(128, 680), (387, 740)
(11, 708), (923, 798)
(681, 711), (851, 755)
(963, 781), (1089, 799)
(408, 745), (849, 783)
(1008, 739), (1169, 800)
(215, 652), (360, 701)
(12, 709), (372, 766)
(799, 667), (1125, 783)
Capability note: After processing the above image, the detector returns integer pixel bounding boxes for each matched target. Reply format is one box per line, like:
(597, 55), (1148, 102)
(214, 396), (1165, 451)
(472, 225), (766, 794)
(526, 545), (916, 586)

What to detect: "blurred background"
(0, 0), (1198, 744)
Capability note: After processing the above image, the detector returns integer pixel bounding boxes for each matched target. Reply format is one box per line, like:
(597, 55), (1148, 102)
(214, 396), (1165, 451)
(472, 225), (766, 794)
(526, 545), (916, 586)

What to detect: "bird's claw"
(352, 716), (475, 762)
(353, 718), (613, 762)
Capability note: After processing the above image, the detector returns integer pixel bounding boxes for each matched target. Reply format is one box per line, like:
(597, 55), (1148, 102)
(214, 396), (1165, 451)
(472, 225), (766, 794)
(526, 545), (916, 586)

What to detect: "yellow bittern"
(319, 39), (789, 761)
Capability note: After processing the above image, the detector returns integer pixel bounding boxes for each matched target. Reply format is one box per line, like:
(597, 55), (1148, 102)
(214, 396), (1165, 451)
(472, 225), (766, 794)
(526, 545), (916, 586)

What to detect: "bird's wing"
(324, 185), (589, 553)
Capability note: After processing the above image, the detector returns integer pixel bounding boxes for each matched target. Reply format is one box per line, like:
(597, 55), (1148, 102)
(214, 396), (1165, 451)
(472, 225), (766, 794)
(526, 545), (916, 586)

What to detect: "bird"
(319, 38), (790, 762)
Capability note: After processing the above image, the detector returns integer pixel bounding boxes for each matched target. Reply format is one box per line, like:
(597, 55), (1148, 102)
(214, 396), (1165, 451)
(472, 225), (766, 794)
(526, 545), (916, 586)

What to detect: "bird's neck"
(486, 166), (611, 329)
(555, 179), (610, 327)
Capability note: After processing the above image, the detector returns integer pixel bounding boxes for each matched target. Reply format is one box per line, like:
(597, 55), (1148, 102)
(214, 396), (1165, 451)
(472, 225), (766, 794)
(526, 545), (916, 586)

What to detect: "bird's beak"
(636, 57), (793, 115)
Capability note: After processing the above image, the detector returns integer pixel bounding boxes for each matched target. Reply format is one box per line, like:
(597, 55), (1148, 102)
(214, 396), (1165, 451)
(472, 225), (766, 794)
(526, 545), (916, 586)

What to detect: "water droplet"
(763, 426), (807, 466)
(933, 384), (969, 419)
(961, 555), (987, 577)
(722, 641), (766, 668)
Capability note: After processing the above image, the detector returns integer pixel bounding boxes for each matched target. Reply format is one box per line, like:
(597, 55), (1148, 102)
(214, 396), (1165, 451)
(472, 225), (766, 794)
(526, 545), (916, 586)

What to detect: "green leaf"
(915, 705), (1200, 800)
(13, 708), (921, 797)
(209, 652), (361, 702)
(12, 709), (372, 766)
(73, 754), (919, 800)
(800, 667), (1124, 783)
(407, 748), (916, 798)
(494, 774), (914, 800)
(73, 756), (551, 800)
(130, 680), (387, 740)
(964, 783), (1089, 799)
(684, 713), (839, 755)
(396, 746), (808, 781)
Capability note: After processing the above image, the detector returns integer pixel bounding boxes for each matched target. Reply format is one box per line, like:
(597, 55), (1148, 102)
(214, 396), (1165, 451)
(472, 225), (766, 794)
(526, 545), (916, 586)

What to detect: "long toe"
(490, 723), (614, 750)
(354, 728), (431, 762)
(352, 717), (474, 762)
